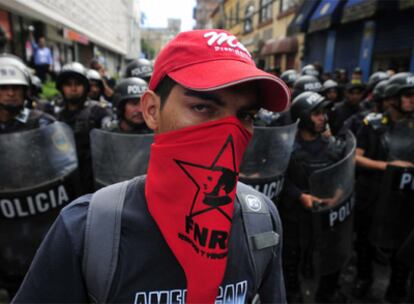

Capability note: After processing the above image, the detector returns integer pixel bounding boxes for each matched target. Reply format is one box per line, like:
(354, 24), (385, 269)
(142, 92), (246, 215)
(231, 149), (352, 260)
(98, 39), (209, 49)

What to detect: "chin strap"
(0, 103), (24, 115)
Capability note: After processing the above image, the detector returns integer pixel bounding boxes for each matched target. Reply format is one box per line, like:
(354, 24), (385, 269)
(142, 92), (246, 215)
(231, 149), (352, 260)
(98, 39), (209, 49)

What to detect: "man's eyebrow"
(184, 89), (225, 106)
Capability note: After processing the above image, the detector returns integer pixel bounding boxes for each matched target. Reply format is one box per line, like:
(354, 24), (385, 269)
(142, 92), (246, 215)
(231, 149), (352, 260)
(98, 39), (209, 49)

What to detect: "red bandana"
(145, 116), (252, 303)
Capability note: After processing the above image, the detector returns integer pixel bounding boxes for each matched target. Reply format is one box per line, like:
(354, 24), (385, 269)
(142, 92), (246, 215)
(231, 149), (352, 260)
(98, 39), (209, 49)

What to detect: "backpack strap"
(82, 179), (130, 303)
(236, 182), (280, 293)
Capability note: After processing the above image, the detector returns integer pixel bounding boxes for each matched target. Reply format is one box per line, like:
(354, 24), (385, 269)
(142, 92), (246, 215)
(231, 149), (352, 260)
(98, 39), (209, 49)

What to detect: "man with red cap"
(13, 30), (290, 304)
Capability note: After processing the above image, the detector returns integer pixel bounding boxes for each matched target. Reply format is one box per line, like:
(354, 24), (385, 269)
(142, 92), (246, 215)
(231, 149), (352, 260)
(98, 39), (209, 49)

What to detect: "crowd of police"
(0, 48), (413, 304)
(274, 65), (414, 303)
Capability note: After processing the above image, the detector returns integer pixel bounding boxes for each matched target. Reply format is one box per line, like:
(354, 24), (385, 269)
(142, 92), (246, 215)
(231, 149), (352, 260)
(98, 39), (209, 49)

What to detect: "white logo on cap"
(203, 32), (251, 59)
(127, 85), (146, 94)
(407, 76), (414, 85)
(131, 66), (152, 76)
(306, 93), (320, 105)
(245, 194), (262, 212)
(304, 82), (322, 91)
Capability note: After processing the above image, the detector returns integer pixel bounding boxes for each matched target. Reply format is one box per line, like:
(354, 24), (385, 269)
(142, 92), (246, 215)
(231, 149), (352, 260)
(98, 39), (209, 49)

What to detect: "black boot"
(283, 248), (303, 303)
(385, 259), (410, 303)
(301, 247), (314, 279)
(352, 241), (374, 298)
(315, 271), (348, 303)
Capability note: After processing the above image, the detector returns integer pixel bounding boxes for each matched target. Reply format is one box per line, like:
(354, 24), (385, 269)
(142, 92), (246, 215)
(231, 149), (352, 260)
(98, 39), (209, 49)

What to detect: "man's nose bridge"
(6, 87), (16, 95)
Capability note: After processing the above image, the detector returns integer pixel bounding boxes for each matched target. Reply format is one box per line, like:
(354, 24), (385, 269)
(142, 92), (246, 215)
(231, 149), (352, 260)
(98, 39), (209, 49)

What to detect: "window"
(260, 0), (273, 24)
(280, 0), (297, 13)
(244, 4), (255, 33)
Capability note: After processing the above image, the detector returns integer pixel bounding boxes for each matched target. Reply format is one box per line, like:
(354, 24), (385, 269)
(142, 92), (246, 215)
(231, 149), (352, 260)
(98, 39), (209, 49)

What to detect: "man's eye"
(192, 104), (211, 112)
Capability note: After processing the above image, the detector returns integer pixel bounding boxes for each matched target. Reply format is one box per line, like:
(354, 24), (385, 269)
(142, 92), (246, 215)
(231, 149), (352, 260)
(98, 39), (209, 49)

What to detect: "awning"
(341, 0), (378, 23)
(287, 0), (320, 36)
(308, 0), (344, 33)
(260, 37), (298, 56)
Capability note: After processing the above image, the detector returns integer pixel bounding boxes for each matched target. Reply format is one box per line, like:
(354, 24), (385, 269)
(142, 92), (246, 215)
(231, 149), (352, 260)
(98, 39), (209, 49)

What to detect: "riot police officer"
(292, 75), (322, 99)
(0, 54), (54, 133)
(27, 74), (55, 115)
(280, 69), (298, 91)
(321, 79), (341, 104)
(353, 72), (414, 302)
(301, 64), (320, 78)
(87, 69), (112, 108)
(104, 77), (151, 133)
(367, 72), (389, 96)
(280, 92), (348, 303)
(329, 82), (366, 135)
(362, 71), (390, 111)
(123, 58), (153, 82)
(0, 55), (56, 299)
(56, 62), (112, 194)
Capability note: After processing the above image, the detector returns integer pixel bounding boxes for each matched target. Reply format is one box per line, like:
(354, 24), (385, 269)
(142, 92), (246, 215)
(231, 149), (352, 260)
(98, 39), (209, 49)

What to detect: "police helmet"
(87, 69), (103, 83)
(301, 64), (319, 77)
(367, 71), (389, 92)
(384, 72), (414, 98)
(87, 69), (104, 92)
(280, 69), (298, 87)
(56, 62), (89, 93)
(0, 54), (31, 87)
(113, 77), (148, 118)
(292, 75), (322, 99)
(321, 79), (338, 92)
(290, 91), (330, 131)
(372, 80), (388, 103)
(124, 59), (153, 81)
(30, 74), (42, 95)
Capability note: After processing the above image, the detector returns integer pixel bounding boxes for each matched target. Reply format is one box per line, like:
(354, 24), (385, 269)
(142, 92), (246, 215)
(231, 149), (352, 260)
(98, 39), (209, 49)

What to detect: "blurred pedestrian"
(90, 58), (115, 100)
(28, 26), (52, 83)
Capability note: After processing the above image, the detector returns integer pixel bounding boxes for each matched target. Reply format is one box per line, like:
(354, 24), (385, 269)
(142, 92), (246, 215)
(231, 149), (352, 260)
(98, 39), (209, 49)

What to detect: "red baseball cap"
(149, 29), (291, 112)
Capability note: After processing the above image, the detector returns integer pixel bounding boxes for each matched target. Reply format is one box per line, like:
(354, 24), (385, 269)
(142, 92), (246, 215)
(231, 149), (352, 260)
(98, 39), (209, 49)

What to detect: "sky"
(140, 0), (196, 32)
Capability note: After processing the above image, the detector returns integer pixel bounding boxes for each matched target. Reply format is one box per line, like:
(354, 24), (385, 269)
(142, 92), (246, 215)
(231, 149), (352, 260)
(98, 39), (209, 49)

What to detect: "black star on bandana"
(175, 135), (238, 222)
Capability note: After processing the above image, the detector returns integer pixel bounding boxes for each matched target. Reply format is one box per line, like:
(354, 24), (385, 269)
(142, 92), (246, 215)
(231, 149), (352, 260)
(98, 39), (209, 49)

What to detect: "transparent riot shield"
(0, 122), (79, 282)
(90, 129), (153, 188)
(239, 121), (298, 203)
(370, 118), (414, 249)
(305, 131), (356, 275)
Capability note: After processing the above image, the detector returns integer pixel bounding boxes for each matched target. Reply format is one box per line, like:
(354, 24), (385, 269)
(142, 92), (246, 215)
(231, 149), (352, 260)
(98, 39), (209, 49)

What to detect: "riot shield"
(90, 129), (153, 188)
(0, 122), (79, 285)
(239, 121), (298, 203)
(370, 118), (414, 249)
(305, 131), (356, 275)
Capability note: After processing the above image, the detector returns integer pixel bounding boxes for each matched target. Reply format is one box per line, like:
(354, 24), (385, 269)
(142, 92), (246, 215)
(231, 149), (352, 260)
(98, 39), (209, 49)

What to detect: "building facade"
(0, 0), (141, 75)
(194, 0), (220, 29)
(295, 0), (414, 81)
(210, 0), (302, 73)
(141, 19), (181, 59)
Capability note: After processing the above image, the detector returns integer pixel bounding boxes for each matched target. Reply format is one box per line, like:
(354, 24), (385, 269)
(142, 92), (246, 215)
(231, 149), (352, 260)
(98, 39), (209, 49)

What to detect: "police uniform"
(56, 62), (112, 194)
(281, 134), (346, 303)
(354, 112), (412, 301)
(0, 108), (55, 133)
(57, 100), (110, 194)
(329, 100), (364, 135)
